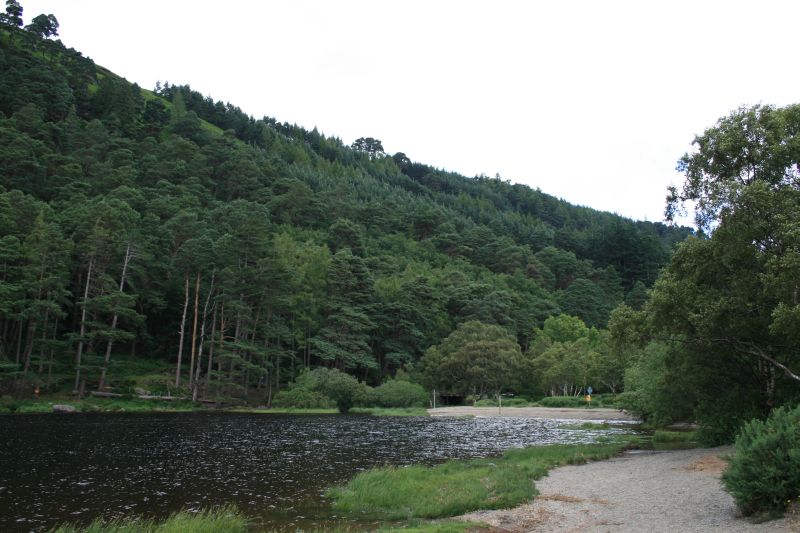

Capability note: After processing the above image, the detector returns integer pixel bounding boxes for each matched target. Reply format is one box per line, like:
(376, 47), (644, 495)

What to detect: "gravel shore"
(460, 447), (794, 532)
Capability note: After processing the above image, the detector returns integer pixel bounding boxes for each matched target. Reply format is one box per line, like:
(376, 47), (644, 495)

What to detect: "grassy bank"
(229, 406), (429, 417)
(473, 394), (620, 409)
(2, 399), (429, 416)
(0, 397), (201, 414)
(51, 507), (247, 533)
(380, 521), (489, 532)
(51, 511), (485, 533)
(556, 421), (612, 430)
(327, 436), (640, 520)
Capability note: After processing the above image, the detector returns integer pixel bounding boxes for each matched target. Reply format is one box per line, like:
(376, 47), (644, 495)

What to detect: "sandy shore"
(460, 446), (794, 532)
(428, 406), (638, 421)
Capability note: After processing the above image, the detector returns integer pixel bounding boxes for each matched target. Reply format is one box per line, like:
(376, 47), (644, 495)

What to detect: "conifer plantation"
(0, 6), (689, 407)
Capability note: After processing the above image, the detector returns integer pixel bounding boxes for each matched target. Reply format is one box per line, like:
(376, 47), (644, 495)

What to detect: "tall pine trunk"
(193, 271), (215, 401)
(204, 303), (218, 400)
(175, 273), (189, 388)
(74, 257), (93, 394)
(188, 272), (200, 389)
(97, 243), (132, 392)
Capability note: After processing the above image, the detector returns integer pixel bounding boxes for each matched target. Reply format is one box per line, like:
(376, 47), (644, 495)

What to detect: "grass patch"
(557, 422), (612, 430)
(474, 397), (532, 407)
(532, 394), (621, 409)
(351, 407), (430, 417)
(652, 430), (698, 443)
(50, 507), (247, 532)
(1, 397), (201, 414)
(228, 406), (429, 416)
(227, 407), (338, 415)
(327, 436), (640, 520)
(379, 521), (489, 532)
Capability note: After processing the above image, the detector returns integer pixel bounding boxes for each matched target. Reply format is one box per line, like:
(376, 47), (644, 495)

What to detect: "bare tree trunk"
(97, 243), (133, 391)
(18, 318), (37, 396)
(193, 272), (215, 402)
(37, 310), (49, 375)
(233, 317), (242, 399)
(15, 319), (23, 366)
(205, 303), (218, 399)
(188, 272), (201, 389)
(175, 273), (189, 388)
(47, 317), (58, 387)
(215, 304), (226, 398)
(74, 257), (93, 394)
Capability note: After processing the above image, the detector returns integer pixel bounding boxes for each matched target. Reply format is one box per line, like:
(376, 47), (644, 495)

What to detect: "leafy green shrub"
(474, 396), (532, 407)
(503, 397), (531, 407)
(272, 387), (334, 409)
(0, 396), (20, 413)
(587, 394), (620, 408)
(320, 370), (368, 413)
(473, 398), (495, 407)
(722, 404), (800, 517)
(286, 368), (368, 413)
(538, 396), (587, 408)
(368, 379), (428, 408)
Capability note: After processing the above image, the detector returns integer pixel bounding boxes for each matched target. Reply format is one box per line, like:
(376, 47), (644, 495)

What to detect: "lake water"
(0, 412), (633, 531)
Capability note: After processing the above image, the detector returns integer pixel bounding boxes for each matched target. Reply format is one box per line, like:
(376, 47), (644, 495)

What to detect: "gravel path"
(428, 406), (638, 421)
(461, 447), (794, 532)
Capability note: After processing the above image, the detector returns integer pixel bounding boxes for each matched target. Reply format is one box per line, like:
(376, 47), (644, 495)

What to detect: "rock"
(53, 404), (76, 413)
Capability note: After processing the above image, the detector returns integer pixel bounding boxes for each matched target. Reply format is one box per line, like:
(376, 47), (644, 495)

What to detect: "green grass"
(227, 407), (338, 415)
(473, 397), (532, 407)
(351, 407), (430, 417)
(378, 521), (489, 532)
(652, 430), (699, 443)
(327, 436), (641, 520)
(228, 406), (429, 416)
(50, 507), (247, 532)
(1, 397), (201, 414)
(557, 422), (612, 430)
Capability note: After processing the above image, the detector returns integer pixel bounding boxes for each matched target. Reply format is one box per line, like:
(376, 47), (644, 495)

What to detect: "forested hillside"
(0, 7), (691, 403)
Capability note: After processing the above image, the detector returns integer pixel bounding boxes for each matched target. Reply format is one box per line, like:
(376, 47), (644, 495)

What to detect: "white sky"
(21, 0), (800, 222)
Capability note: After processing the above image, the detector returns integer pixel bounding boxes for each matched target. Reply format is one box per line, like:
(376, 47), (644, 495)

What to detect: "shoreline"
(428, 405), (639, 421)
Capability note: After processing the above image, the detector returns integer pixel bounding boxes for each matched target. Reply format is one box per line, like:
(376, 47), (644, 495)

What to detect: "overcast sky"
(21, 0), (800, 222)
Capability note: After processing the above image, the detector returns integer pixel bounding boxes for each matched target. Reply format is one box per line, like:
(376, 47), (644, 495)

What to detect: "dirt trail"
(460, 447), (795, 532)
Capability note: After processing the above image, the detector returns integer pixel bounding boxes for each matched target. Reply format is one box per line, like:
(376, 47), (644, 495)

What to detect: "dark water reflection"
(0, 412), (631, 531)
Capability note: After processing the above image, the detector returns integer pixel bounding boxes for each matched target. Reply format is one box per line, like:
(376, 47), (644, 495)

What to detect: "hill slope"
(0, 20), (690, 400)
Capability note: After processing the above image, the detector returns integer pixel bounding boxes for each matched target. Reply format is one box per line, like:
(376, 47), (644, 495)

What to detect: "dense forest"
(0, 4), (694, 406)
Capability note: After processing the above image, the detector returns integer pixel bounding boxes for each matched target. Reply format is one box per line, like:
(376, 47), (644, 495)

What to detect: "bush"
(272, 387), (334, 409)
(474, 396), (531, 407)
(319, 370), (368, 413)
(287, 368), (368, 413)
(722, 404), (800, 517)
(538, 396), (587, 408)
(368, 380), (428, 408)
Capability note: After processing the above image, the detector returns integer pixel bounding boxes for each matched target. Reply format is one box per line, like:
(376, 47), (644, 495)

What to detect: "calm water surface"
(0, 412), (631, 531)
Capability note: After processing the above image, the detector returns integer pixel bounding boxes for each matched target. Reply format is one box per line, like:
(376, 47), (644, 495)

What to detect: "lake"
(0, 412), (632, 531)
